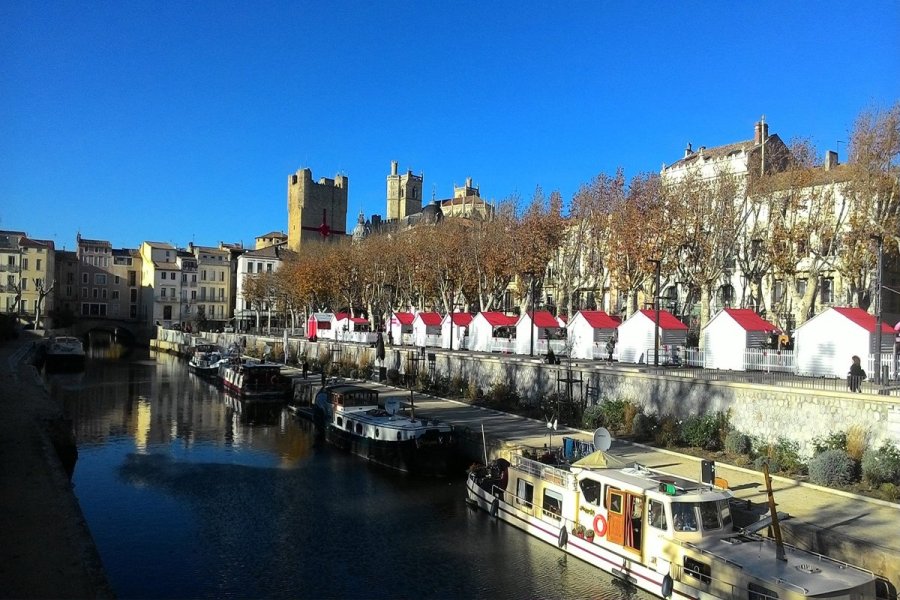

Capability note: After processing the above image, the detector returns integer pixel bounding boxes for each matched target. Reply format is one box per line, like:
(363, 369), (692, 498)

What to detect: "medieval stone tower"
(287, 167), (349, 251)
(386, 161), (423, 220)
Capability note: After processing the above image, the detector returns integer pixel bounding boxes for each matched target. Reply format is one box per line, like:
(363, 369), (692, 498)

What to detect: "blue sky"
(2, 1), (898, 250)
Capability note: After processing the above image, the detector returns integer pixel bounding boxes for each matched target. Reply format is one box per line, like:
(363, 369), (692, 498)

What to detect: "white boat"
(44, 336), (86, 371)
(218, 360), (290, 401)
(313, 383), (457, 476)
(188, 343), (224, 377)
(465, 430), (876, 600)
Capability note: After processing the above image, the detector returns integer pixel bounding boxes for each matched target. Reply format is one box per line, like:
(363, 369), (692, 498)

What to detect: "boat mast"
(762, 462), (786, 562)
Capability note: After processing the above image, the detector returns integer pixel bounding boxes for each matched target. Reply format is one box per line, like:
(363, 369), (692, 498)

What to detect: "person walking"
(848, 355), (866, 392)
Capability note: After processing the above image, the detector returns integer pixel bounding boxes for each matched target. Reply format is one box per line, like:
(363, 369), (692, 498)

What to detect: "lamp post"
(647, 259), (661, 367)
(872, 235), (884, 384)
(445, 277), (455, 351)
(525, 272), (536, 357)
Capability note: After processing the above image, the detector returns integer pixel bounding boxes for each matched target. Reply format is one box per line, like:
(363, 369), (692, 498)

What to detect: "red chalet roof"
(350, 317), (368, 324)
(393, 312), (415, 325)
(333, 312), (349, 321)
(528, 310), (562, 328)
(723, 308), (776, 332)
(449, 313), (473, 326)
(832, 307), (893, 333)
(479, 311), (518, 327)
(415, 312), (442, 326)
(639, 309), (688, 330)
(577, 310), (619, 329)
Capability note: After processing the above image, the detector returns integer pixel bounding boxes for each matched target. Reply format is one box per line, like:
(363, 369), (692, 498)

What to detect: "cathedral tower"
(386, 161), (423, 220)
(287, 168), (348, 251)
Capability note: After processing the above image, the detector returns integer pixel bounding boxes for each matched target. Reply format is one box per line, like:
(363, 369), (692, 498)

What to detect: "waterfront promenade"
(0, 333), (112, 599)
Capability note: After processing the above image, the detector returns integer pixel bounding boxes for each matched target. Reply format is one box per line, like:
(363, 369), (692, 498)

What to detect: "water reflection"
(50, 351), (651, 600)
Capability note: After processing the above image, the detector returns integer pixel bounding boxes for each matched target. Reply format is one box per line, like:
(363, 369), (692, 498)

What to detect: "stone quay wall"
(165, 330), (900, 458)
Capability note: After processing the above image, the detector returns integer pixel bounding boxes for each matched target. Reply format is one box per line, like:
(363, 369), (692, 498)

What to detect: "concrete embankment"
(0, 333), (112, 599)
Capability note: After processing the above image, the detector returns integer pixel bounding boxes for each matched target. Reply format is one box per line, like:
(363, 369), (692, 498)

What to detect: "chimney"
(754, 120), (769, 145)
(684, 143), (693, 158)
(466, 176), (473, 188)
(825, 150), (839, 171)
(390, 161), (398, 176)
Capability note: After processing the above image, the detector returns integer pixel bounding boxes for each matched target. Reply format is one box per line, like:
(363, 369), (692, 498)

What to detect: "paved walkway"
(321, 378), (900, 593)
(0, 333), (111, 599)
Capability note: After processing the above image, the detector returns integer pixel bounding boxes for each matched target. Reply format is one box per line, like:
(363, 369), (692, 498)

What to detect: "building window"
(820, 277), (834, 304)
(128, 271), (136, 286)
(82, 273), (89, 284)
(65, 285), (73, 297)
(219, 271), (224, 282)
(92, 288), (99, 299)
(201, 270), (207, 281)
(247, 263), (253, 274)
(36, 259), (42, 270)
(191, 290), (196, 300)
(101, 289), (108, 299)
(170, 272), (176, 280)
(773, 280), (784, 304)
(22, 258), (28, 271)
(796, 278), (808, 297)
(81, 287), (88, 298)
(115, 275), (120, 284)
(182, 274), (187, 283)
(161, 288), (167, 298)
(130, 289), (137, 302)
(95, 274), (107, 285)
(21, 279), (27, 291)
(112, 290), (119, 300)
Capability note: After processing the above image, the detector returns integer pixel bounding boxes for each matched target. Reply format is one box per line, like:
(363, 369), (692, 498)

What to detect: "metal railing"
(490, 338), (516, 353)
(743, 348), (795, 373)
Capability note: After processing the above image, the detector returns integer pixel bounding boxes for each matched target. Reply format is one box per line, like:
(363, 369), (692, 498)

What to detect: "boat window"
(748, 583), (778, 600)
(542, 489), (563, 521)
(672, 502), (698, 531)
(603, 485), (620, 509)
(698, 501), (721, 530)
(579, 479), (602, 505)
(345, 420), (352, 431)
(516, 479), (534, 509)
(683, 557), (711, 584)
(719, 500), (732, 529)
(397, 431), (402, 441)
(355, 423), (363, 435)
(336, 417), (342, 427)
(648, 499), (667, 530)
(608, 490), (623, 514)
(374, 428), (380, 439)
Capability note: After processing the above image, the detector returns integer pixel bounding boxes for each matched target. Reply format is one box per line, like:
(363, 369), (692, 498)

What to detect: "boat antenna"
(762, 462), (786, 561)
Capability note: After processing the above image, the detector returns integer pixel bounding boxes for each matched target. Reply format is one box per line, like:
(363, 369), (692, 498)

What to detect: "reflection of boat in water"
(313, 383), (457, 476)
(218, 360), (290, 401)
(222, 394), (284, 423)
(44, 336), (86, 371)
(465, 430), (876, 600)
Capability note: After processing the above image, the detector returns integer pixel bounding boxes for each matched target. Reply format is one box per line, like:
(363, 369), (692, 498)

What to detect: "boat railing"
(490, 485), (572, 528)
(511, 454), (577, 491)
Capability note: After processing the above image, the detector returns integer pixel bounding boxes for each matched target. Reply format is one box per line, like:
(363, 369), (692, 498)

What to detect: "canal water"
(47, 346), (652, 600)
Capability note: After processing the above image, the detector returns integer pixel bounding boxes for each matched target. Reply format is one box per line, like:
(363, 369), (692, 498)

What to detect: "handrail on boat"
(511, 454), (577, 491)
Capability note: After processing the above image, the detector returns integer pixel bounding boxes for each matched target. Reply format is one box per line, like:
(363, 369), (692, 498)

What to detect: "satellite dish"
(593, 427), (612, 452)
(384, 397), (400, 416)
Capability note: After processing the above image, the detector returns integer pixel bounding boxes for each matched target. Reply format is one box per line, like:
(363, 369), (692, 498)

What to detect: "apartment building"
(185, 243), (232, 328)
(139, 241), (181, 326)
(1, 230), (55, 325)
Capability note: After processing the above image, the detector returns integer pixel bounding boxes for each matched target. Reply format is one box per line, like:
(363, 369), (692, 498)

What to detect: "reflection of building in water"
(60, 352), (314, 465)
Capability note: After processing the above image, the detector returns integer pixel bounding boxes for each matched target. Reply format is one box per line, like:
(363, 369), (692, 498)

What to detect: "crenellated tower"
(287, 167), (348, 251)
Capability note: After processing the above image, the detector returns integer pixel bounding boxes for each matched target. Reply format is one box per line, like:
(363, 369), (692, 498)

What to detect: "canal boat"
(218, 360), (291, 401)
(44, 335), (86, 371)
(313, 383), (457, 476)
(188, 343), (225, 377)
(465, 430), (876, 600)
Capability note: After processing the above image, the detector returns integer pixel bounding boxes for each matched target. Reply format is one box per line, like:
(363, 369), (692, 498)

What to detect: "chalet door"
(606, 489), (626, 545)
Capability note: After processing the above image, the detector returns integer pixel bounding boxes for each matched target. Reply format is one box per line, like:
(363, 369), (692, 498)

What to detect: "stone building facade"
(287, 168), (348, 252)
(386, 161), (423, 221)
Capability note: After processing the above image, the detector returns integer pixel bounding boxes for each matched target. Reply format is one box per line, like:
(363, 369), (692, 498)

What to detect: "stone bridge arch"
(67, 319), (151, 345)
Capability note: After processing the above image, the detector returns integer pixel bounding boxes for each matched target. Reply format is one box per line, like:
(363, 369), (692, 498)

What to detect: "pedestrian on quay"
(848, 355), (866, 392)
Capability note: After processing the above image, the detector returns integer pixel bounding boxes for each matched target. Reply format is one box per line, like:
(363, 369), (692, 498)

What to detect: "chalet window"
(749, 583), (778, 600)
(684, 557), (711, 584)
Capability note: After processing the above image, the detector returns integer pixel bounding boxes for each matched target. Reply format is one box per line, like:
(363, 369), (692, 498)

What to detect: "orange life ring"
(593, 514), (608, 538)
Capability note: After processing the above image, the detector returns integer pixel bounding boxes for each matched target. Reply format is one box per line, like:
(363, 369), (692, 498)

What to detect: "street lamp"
(646, 259), (661, 367)
(445, 277), (455, 351)
(871, 235), (884, 384)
